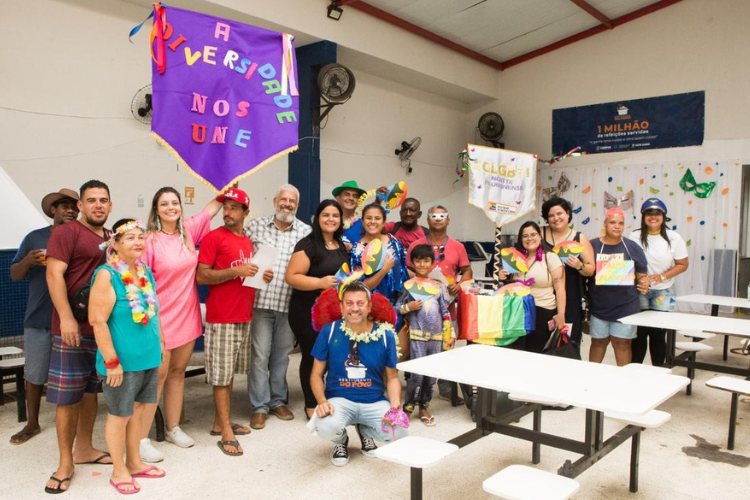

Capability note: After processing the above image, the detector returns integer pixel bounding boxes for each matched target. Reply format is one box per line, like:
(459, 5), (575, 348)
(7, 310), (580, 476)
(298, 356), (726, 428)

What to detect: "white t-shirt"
(627, 229), (688, 290)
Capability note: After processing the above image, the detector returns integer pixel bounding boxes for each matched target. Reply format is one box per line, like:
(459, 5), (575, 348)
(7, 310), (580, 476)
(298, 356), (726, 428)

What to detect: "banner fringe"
(151, 131), (299, 194)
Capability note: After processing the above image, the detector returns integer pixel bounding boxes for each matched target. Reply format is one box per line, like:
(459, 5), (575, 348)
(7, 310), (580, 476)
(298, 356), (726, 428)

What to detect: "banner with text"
(150, 4), (299, 193)
(467, 144), (536, 226)
(552, 91), (704, 155)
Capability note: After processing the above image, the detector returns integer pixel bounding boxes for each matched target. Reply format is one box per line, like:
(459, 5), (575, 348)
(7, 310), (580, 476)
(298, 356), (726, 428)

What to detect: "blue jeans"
(248, 309), (296, 413)
(24, 327), (51, 385)
(316, 397), (408, 444)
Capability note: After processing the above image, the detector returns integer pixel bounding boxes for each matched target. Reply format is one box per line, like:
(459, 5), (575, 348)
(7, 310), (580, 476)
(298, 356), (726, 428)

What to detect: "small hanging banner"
(148, 4), (299, 193)
(467, 144), (537, 226)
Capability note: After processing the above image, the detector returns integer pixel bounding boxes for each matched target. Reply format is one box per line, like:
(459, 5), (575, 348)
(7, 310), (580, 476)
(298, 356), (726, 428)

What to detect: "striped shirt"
(244, 215), (311, 312)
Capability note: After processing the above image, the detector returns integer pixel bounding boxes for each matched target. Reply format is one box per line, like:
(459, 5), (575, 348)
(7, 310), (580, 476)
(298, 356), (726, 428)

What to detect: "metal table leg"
(410, 467), (423, 500)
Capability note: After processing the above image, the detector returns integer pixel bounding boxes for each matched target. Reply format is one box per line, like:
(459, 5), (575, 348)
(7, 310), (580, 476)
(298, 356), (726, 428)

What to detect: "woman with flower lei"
(90, 219), (165, 494)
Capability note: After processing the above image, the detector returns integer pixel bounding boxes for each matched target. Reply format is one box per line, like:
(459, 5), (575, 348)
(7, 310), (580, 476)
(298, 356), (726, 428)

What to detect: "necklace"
(109, 254), (157, 325)
(160, 229), (177, 236)
(341, 321), (393, 344)
(647, 229), (661, 235)
(550, 227), (574, 245)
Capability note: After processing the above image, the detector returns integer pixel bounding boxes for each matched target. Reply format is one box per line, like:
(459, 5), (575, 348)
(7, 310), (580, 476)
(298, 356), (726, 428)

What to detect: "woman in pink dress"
(139, 187), (222, 461)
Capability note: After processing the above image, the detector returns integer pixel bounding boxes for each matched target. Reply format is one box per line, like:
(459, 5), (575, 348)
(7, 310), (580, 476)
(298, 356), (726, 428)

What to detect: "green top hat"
(332, 180), (367, 198)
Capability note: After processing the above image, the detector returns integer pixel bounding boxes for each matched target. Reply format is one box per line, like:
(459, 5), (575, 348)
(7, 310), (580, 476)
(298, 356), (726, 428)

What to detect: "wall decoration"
(184, 186), (195, 205)
(603, 190), (634, 211)
(146, 4), (299, 193)
(679, 168), (717, 198)
(553, 91), (704, 155)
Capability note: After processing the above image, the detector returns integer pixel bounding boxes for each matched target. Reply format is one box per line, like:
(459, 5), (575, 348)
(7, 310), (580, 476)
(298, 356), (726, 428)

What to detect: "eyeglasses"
(521, 233), (540, 240)
(349, 341), (360, 366)
(428, 213), (449, 221)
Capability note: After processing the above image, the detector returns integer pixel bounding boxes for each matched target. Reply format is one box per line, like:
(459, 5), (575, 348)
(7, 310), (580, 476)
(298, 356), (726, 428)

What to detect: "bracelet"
(400, 304), (409, 314)
(104, 357), (120, 369)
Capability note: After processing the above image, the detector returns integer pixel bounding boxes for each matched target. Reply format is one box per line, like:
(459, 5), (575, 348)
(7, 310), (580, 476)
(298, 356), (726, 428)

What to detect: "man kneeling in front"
(311, 281), (407, 466)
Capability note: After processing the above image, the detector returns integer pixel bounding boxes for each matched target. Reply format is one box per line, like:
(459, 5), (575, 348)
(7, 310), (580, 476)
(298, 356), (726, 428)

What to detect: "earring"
(156, 216), (162, 231)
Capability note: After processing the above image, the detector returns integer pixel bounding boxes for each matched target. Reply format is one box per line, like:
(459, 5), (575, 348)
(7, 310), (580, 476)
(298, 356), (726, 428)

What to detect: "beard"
(275, 210), (295, 223)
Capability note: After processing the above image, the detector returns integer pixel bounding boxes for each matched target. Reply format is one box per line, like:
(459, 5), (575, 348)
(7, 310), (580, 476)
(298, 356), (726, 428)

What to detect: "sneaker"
(139, 438), (164, 463)
(356, 424), (378, 458)
(165, 426), (195, 448)
(330, 436), (349, 467)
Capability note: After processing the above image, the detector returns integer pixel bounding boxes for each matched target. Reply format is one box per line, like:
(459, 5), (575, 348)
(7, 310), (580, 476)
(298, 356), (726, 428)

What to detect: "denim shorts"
(639, 285), (677, 312)
(100, 368), (158, 417)
(589, 314), (637, 340)
(23, 327), (52, 385)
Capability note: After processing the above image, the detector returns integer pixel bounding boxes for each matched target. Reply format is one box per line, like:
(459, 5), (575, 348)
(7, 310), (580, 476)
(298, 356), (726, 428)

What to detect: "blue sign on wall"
(552, 91), (704, 155)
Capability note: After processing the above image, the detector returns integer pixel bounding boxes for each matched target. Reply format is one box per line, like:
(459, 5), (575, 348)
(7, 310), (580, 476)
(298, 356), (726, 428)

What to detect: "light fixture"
(327, 4), (343, 21)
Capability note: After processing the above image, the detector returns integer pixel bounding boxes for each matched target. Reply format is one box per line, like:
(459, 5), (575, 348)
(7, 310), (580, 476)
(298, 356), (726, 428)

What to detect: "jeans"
(248, 309), (296, 413)
(315, 397), (408, 445)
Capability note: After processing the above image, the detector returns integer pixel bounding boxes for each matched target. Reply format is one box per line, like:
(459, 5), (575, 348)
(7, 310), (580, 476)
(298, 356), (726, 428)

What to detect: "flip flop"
(131, 466), (166, 479)
(44, 474), (72, 494)
(109, 478), (140, 495)
(217, 440), (243, 456)
(420, 415), (436, 427)
(10, 427), (41, 445)
(75, 452), (112, 465)
(209, 423), (251, 436)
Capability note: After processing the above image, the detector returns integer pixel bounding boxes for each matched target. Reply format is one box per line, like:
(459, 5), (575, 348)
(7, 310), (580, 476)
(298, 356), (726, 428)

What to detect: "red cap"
(216, 188), (250, 209)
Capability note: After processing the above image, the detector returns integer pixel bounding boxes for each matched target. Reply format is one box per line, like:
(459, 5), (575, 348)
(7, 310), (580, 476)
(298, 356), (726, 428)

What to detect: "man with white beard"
(244, 184), (311, 429)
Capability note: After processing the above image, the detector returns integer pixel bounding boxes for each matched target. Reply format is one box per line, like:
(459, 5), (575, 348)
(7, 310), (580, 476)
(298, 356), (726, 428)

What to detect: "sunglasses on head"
(428, 213), (449, 221)
(349, 340), (360, 366)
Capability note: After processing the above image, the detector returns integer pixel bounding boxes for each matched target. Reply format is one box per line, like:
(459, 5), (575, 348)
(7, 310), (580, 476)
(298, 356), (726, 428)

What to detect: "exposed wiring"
(0, 105), (132, 120)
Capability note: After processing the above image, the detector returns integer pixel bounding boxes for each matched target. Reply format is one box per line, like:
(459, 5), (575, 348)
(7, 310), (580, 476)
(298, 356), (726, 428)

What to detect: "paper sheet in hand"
(242, 245), (280, 290)
(428, 267), (453, 304)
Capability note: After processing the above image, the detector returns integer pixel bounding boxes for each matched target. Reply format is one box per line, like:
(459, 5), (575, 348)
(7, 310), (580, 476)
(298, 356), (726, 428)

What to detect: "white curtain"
(538, 160), (742, 312)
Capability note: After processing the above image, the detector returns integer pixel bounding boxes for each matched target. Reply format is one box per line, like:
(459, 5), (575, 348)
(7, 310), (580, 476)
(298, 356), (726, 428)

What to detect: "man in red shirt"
(384, 197), (427, 249)
(44, 180), (113, 493)
(197, 188), (271, 457)
(407, 205), (472, 403)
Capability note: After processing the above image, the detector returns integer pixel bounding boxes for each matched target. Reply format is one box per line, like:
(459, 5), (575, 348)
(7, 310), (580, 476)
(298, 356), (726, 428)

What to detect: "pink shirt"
(143, 209), (210, 350)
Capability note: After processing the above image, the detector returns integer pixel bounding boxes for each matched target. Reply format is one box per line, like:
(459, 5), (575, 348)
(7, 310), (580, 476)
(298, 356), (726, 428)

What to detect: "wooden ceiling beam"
(569, 0), (613, 29)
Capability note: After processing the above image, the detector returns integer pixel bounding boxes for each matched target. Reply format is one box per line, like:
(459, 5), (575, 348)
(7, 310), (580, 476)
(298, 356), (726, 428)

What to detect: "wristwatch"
(578, 263), (585, 272)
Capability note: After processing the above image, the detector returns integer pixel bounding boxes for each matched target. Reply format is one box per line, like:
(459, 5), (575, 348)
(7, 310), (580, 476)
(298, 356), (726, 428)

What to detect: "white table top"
(397, 344), (688, 416)
(677, 294), (750, 309)
(619, 311), (750, 338)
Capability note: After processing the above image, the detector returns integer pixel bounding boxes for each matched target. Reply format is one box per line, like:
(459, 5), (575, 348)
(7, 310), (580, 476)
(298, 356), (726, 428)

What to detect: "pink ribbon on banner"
(281, 33), (299, 97)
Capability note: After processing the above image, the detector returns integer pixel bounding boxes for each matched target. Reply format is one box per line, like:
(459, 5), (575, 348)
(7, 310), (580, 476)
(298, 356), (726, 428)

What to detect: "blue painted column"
(289, 41), (337, 222)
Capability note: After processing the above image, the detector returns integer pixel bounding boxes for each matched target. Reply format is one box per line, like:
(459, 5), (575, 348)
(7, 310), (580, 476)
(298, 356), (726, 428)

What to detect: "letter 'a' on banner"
(466, 144), (536, 283)
(148, 4), (300, 193)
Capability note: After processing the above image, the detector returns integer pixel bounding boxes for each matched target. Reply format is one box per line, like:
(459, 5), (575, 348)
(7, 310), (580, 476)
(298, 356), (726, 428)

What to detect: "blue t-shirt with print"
(588, 238), (648, 322)
(12, 227), (53, 329)
(311, 320), (398, 404)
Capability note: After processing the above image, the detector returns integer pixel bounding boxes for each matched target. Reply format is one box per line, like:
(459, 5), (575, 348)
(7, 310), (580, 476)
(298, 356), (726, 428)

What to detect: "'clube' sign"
(149, 3), (299, 193)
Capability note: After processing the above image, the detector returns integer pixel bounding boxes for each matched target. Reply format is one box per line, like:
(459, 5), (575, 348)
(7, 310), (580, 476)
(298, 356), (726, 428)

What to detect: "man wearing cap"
(244, 184), (310, 429)
(197, 188), (272, 456)
(45, 180), (113, 493)
(332, 181), (367, 245)
(9, 189), (79, 445)
(588, 208), (650, 367)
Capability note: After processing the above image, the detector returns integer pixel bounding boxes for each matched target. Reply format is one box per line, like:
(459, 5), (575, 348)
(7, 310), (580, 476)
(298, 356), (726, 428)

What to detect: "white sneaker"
(165, 426), (195, 448)
(139, 438), (164, 463)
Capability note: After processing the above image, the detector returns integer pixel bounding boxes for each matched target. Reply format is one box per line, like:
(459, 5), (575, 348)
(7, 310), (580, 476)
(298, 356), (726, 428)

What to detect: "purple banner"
(151, 5), (299, 193)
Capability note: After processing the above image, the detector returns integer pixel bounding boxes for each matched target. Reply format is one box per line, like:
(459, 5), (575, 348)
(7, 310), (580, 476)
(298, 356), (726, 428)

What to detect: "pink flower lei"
(108, 254), (157, 326)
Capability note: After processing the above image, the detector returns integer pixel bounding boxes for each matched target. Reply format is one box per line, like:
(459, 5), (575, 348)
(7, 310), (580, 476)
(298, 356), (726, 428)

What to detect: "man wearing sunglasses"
(310, 282), (406, 466)
(407, 205), (472, 403)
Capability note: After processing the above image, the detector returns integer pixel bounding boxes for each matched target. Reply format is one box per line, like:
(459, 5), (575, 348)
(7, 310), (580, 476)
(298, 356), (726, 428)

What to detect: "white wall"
(0, 0), (290, 226)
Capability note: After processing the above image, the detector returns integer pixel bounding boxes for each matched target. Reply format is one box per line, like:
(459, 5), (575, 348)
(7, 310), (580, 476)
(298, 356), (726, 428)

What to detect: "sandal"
(209, 423), (251, 436)
(217, 440), (243, 456)
(44, 474), (72, 495)
(131, 466), (166, 479)
(109, 478), (140, 495)
(730, 339), (750, 356)
(420, 415), (436, 427)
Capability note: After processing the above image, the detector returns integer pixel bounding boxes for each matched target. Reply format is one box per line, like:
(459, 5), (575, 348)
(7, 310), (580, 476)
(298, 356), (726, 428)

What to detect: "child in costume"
(395, 244), (452, 426)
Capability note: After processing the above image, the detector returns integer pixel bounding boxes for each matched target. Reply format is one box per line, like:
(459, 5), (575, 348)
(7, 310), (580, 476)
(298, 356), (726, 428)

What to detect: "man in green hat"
(332, 180), (367, 245)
